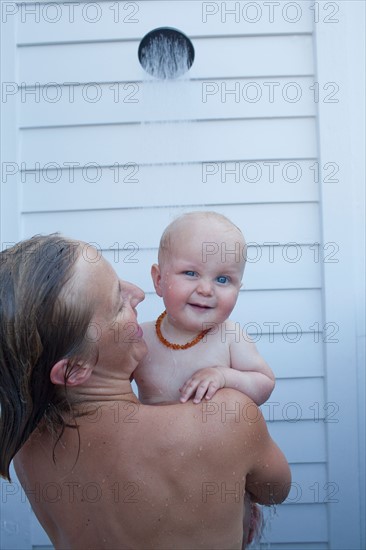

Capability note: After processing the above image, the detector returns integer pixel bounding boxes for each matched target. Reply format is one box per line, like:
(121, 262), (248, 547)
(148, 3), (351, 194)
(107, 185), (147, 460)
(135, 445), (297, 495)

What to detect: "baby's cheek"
(162, 278), (178, 294)
(221, 292), (239, 316)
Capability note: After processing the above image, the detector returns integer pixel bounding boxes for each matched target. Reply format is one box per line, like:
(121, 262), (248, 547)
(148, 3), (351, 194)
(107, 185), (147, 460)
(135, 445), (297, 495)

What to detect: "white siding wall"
(0, 2), (364, 549)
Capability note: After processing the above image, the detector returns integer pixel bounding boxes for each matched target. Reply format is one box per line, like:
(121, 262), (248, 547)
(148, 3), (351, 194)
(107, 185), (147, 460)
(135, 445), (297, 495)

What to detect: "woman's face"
(73, 250), (147, 375)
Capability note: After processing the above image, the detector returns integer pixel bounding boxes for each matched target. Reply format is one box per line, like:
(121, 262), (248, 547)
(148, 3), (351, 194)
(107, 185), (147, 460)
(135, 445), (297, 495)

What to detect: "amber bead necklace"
(155, 310), (211, 350)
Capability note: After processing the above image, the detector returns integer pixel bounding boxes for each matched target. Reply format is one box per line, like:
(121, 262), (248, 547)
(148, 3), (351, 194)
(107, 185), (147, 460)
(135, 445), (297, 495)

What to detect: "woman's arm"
(245, 407), (291, 505)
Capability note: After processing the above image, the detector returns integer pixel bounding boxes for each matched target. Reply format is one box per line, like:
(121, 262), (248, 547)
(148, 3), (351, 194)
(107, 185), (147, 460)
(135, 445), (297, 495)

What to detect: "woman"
(0, 235), (291, 549)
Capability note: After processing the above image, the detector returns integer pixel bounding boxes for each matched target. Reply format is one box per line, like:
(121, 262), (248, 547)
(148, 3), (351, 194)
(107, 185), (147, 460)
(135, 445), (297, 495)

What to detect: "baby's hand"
(179, 367), (226, 404)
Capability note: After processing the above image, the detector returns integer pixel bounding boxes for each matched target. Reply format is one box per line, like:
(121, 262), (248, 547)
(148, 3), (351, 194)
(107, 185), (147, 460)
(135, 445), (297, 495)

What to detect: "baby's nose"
(197, 280), (214, 296)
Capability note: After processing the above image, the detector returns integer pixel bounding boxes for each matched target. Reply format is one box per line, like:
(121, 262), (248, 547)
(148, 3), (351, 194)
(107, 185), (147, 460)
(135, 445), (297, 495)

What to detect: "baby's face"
(155, 220), (245, 333)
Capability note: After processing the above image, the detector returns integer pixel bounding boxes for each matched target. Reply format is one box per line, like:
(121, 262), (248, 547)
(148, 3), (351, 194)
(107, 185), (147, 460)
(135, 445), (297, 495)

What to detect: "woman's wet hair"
(0, 235), (95, 480)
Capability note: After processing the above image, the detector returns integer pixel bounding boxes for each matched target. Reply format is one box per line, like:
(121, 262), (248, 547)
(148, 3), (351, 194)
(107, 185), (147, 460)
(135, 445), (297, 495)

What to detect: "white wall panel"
(285, 463), (328, 505)
(251, 333), (324, 379)
(20, 160), (320, 211)
(268, 422), (326, 464)
(21, 203), (320, 249)
(20, 117), (317, 167)
(217, 288), (322, 327)
(19, 77), (317, 128)
(0, 464), (32, 550)
(17, 1), (313, 45)
(262, 378), (325, 422)
(261, 503), (327, 543)
(315, 5), (365, 547)
(244, 245), (322, 289)
(18, 35), (314, 84)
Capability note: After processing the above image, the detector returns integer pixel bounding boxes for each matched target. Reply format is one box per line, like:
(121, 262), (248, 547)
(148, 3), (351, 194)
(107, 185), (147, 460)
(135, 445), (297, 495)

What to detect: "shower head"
(138, 27), (195, 79)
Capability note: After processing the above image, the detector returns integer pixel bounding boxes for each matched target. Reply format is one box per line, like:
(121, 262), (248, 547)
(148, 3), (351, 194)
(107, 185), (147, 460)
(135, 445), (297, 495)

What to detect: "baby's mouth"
(188, 303), (213, 310)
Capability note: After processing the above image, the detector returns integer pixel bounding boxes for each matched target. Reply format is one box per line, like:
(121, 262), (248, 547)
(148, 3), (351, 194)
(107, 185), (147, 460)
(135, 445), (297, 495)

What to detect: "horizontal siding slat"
(20, 118), (317, 166)
(262, 378), (325, 422)
(261, 503), (327, 542)
(20, 160), (320, 210)
(17, 1), (314, 45)
(267, 422), (326, 463)
(257, 333), (324, 379)
(21, 203), (320, 245)
(17, 35), (314, 84)
(286, 463), (328, 506)
(244, 244), (322, 289)
(213, 288), (322, 327)
(18, 77), (317, 127)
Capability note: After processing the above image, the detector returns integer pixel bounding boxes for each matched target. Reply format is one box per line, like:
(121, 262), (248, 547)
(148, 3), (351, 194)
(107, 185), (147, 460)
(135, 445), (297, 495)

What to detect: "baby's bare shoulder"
(208, 318), (241, 345)
(220, 318), (258, 347)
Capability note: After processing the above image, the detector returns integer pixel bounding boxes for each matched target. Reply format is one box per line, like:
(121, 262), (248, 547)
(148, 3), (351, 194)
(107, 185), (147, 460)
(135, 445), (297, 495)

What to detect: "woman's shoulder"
(140, 389), (260, 440)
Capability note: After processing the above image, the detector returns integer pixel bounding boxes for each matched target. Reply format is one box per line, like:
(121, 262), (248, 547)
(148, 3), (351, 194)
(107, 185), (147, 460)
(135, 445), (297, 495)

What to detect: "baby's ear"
(50, 359), (92, 386)
(151, 263), (163, 297)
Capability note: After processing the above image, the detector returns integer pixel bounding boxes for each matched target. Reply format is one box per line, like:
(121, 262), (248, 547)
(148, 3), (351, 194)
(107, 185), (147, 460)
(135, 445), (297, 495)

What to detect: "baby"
(134, 211), (275, 406)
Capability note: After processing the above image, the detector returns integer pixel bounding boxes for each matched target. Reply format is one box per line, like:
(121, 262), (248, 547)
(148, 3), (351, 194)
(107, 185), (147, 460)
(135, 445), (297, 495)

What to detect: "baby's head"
(152, 211), (247, 331)
(159, 211), (246, 268)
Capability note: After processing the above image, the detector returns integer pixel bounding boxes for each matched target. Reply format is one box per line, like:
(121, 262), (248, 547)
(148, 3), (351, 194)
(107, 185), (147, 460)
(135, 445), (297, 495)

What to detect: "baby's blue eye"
(216, 276), (229, 284)
(184, 271), (196, 277)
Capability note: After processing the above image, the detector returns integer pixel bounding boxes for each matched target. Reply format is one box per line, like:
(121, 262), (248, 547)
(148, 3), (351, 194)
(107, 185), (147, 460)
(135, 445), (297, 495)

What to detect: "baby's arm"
(222, 332), (275, 405)
(180, 324), (274, 406)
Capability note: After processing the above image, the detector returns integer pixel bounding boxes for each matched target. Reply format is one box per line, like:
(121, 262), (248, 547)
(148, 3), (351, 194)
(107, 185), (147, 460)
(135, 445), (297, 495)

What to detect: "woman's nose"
(123, 280), (145, 306)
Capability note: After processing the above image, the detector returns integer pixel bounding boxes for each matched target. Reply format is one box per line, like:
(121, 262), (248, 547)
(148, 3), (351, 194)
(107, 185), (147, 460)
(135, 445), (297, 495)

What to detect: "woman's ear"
(151, 264), (163, 297)
(50, 359), (92, 387)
